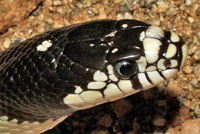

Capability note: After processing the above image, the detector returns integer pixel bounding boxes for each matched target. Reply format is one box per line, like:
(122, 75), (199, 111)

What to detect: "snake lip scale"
(0, 19), (187, 134)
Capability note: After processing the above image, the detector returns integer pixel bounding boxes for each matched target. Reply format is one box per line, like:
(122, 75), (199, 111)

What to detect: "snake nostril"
(164, 60), (171, 68)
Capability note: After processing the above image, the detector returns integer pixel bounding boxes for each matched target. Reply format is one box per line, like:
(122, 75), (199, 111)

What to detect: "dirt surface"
(0, 0), (200, 134)
(0, 0), (43, 33)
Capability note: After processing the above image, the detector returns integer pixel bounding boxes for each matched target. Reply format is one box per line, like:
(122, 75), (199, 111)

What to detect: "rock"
(166, 118), (200, 134)
(166, 84), (182, 97)
(183, 66), (193, 74)
(110, 99), (133, 118)
(0, 0), (43, 33)
(169, 105), (191, 126)
(98, 114), (113, 127)
(90, 130), (110, 134)
(152, 115), (166, 127)
(180, 118), (200, 134)
(165, 127), (180, 134)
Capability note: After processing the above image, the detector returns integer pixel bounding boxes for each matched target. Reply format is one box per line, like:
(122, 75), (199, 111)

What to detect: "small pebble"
(57, 7), (65, 14)
(180, 118), (200, 134)
(53, 0), (63, 6)
(188, 45), (198, 55)
(166, 84), (182, 97)
(153, 129), (164, 134)
(3, 38), (11, 48)
(183, 66), (193, 74)
(165, 128), (179, 134)
(152, 115), (166, 127)
(185, 0), (192, 5)
(188, 17), (194, 23)
(124, 12), (134, 19)
(98, 114), (113, 127)
(126, 131), (136, 134)
(90, 130), (110, 134)
(194, 49), (200, 60)
(110, 99), (133, 118)
(193, 102), (200, 117)
(114, 0), (122, 4)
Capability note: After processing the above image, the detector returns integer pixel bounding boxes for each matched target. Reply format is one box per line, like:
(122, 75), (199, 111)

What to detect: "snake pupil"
(120, 64), (132, 76)
(114, 61), (137, 79)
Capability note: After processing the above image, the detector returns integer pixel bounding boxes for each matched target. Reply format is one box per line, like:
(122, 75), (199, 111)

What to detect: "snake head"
(107, 20), (188, 91)
(63, 19), (187, 110)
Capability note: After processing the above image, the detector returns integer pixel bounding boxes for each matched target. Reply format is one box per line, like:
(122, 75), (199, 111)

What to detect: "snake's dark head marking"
(0, 19), (187, 134)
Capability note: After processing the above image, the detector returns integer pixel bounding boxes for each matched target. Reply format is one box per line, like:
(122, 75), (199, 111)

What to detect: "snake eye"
(114, 61), (138, 79)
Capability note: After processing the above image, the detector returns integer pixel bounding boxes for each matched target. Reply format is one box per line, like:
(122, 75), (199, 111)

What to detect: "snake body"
(0, 19), (187, 134)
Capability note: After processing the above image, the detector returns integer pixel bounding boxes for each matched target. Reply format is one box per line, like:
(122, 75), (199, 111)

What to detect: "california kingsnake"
(0, 19), (187, 134)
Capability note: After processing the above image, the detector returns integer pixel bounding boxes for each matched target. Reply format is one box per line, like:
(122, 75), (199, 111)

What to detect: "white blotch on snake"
(146, 66), (157, 72)
(104, 83), (123, 101)
(181, 44), (188, 68)
(161, 69), (178, 79)
(170, 60), (178, 68)
(93, 71), (108, 81)
(106, 65), (118, 81)
(74, 86), (83, 94)
(107, 65), (114, 74)
(136, 56), (147, 73)
(170, 32), (180, 43)
(139, 31), (145, 41)
(80, 91), (104, 105)
(146, 26), (164, 39)
(105, 31), (117, 38)
(143, 38), (162, 64)
(121, 24), (128, 29)
(37, 40), (52, 51)
(111, 48), (119, 53)
(109, 74), (118, 82)
(157, 59), (167, 70)
(87, 82), (106, 89)
(165, 43), (177, 58)
(138, 73), (152, 88)
(118, 80), (133, 94)
(63, 94), (87, 109)
(147, 71), (164, 84)
(89, 44), (94, 47)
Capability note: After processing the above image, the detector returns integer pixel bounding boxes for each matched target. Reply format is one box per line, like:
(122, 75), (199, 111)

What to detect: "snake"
(0, 19), (187, 134)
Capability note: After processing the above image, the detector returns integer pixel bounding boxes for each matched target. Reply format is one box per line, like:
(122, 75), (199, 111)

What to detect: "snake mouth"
(136, 68), (178, 90)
